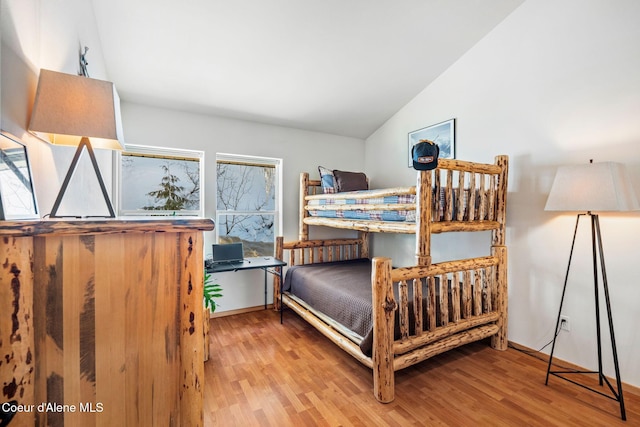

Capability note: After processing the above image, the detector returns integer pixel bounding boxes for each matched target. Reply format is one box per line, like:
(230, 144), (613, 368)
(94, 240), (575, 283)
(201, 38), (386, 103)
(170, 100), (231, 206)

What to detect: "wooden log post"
(490, 155), (508, 351)
(299, 173), (310, 241)
(0, 236), (35, 427)
(445, 169), (454, 221)
(468, 172), (476, 220)
(180, 232), (205, 427)
(371, 257), (396, 403)
(398, 281), (409, 339)
(492, 155), (509, 246)
(415, 170), (432, 266)
(412, 278), (424, 336)
(457, 171), (465, 221)
(491, 245), (508, 351)
(358, 231), (369, 259)
(274, 236), (284, 310)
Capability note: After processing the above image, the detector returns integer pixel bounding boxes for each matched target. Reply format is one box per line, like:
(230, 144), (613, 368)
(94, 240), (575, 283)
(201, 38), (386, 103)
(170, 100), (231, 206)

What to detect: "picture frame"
(0, 131), (39, 220)
(114, 144), (204, 216)
(408, 118), (455, 167)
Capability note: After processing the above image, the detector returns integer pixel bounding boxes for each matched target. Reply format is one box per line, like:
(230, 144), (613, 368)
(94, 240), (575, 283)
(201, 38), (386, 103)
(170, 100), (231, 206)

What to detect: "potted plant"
(202, 271), (222, 362)
(203, 271), (223, 313)
(203, 271), (222, 361)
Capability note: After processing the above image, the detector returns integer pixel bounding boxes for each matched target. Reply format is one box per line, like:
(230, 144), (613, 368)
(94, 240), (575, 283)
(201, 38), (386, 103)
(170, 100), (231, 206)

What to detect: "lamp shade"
(28, 69), (125, 150)
(545, 161), (639, 212)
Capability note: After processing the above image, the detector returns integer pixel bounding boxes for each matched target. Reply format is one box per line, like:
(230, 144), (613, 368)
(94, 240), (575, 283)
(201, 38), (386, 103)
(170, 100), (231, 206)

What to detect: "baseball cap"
(412, 140), (439, 170)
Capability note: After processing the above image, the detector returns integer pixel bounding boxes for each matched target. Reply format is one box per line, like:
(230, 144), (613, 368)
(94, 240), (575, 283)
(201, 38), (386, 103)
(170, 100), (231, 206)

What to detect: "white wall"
(366, 0), (640, 387)
(118, 102), (365, 313)
(1, 0), (113, 216)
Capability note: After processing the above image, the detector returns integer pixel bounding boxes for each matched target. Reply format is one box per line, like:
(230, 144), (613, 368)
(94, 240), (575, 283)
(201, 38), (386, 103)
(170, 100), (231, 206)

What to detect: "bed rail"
(389, 250), (506, 355)
(372, 244), (508, 402)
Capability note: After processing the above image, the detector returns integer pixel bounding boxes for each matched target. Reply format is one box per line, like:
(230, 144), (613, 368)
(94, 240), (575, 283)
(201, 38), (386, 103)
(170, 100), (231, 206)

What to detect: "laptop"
(212, 242), (244, 264)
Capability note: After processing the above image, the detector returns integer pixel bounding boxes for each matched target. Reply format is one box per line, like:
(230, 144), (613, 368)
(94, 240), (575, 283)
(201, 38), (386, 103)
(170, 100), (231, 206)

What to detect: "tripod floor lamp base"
(49, 136), (116, 218)
(544, 212), (625, 421)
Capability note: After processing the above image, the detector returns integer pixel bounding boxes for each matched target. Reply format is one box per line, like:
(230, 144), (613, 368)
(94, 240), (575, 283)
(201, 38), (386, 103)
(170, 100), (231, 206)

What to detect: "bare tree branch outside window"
(216, 161), (276, 256)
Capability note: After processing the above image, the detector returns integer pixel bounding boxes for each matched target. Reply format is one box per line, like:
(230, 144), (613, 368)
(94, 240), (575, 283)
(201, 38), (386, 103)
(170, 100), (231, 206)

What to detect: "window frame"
(215, 153), (282, 249)
(114, 144), (205, 217)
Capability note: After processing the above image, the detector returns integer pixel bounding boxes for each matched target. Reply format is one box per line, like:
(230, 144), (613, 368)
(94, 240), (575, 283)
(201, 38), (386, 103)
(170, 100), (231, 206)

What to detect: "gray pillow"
(333, 170), (368, 192)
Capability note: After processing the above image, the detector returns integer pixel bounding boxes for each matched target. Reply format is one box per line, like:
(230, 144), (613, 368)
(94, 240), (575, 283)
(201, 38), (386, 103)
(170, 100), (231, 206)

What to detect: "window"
(215, 153), (282, 257)
(116, 144), (204, 216)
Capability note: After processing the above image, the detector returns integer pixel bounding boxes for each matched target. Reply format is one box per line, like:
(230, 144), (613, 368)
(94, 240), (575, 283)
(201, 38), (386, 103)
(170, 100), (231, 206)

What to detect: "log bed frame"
(275, 156), (509, 403)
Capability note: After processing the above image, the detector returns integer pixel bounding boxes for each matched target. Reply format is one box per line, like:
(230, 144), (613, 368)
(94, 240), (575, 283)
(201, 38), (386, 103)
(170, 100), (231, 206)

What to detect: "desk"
(206, 256), (286, 309)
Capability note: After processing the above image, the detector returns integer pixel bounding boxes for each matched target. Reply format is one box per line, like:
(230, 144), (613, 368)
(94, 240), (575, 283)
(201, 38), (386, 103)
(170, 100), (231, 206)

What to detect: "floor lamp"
(28, 69), (125, 218)
(544, 160), (639, 421)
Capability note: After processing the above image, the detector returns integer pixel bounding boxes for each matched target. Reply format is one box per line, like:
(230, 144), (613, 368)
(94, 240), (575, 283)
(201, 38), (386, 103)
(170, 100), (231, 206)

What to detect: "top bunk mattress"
(302, 156), (508, 234)
(305, 188), (492, 223)
(307, 192), (416, 222)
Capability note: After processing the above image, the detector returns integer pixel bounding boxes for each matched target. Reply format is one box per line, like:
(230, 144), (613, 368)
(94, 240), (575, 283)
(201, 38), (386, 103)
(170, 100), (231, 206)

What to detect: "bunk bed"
(274, 155), (509, 403)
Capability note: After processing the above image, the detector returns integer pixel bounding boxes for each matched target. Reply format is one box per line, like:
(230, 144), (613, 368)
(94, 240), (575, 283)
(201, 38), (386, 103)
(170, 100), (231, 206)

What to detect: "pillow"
(318, 166), (338, 194)
(333, 169), (369, 192)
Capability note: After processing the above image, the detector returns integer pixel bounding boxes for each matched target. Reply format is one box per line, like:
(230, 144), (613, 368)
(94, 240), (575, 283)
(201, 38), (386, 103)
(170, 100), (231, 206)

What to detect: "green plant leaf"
(203, 269), (222, 312)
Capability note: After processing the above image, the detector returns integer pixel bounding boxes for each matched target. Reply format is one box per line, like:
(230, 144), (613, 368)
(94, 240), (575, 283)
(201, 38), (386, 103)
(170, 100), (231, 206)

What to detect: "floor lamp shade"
(543, 160), (636, 420)
(28, 69), (126, 217)
(28, 69), (125, 150)
(545, 161), (639, 212)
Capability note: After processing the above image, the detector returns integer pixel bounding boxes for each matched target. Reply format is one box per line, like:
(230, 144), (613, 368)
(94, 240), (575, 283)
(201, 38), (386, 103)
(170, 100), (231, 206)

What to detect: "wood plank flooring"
(204, 310), (639, 426)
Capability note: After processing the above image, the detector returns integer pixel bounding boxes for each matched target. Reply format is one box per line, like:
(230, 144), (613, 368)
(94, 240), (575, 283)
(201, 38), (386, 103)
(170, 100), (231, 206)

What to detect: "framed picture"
(114, 144), (204, 216)
(0, 131), (39, 220)
(408, 118), (455, 167)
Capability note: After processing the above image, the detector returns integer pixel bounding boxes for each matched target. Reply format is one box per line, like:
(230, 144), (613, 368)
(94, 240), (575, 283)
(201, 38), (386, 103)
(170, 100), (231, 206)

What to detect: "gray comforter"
(283, 258), (445, 356)
(283, 258), (375, 354)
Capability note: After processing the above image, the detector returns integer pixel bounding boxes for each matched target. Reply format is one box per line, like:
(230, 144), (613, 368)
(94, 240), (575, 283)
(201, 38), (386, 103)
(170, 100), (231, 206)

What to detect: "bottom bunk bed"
(275, 235), (508, 403)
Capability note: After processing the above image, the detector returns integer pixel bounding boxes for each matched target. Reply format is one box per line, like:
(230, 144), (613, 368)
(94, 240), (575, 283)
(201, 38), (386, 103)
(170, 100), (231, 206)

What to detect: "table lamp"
(28, 69), (125, 217)
(544, 160), (638, 421)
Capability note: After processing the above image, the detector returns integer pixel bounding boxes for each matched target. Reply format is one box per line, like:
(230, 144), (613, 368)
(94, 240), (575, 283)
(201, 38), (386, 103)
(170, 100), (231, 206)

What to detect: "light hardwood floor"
(205, 310), (639, 426)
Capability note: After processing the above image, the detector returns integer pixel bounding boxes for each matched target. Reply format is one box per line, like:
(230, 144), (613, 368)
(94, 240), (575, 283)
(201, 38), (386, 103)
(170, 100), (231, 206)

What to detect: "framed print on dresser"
(0, 131), (39, 220)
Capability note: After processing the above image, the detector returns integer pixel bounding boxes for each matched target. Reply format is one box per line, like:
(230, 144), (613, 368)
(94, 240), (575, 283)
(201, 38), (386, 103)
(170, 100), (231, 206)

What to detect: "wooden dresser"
(0, 218), (214, 426)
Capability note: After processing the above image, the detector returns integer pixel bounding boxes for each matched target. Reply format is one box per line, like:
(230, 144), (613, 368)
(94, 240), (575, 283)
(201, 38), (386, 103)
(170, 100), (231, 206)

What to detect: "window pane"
(216, 163), (275, 211)
(218, 214), (275, 256)
(122, 153), (201, 212)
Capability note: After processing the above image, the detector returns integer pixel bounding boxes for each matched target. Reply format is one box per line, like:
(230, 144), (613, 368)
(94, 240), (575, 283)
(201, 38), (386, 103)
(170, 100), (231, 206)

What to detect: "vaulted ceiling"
(91, 0), (523, 138)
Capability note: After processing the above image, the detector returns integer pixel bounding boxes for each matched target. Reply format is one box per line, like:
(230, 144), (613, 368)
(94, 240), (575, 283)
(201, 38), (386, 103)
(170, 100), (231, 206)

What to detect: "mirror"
(0, 131), (39, 220)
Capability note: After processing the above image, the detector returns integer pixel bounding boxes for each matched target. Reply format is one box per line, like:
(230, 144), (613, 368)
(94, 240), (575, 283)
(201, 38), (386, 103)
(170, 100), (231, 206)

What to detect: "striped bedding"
(307, 188), (490, 222)
(307, 193), (416, 222)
